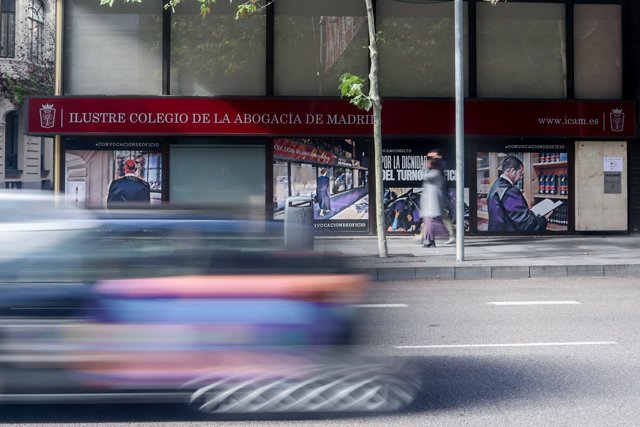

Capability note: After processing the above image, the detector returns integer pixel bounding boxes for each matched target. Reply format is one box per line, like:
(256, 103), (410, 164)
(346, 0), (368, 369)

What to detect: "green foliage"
(194, 0), (217, 17)
(339, 73), (371, 111)
(102, 0), (261, 19)
(0, 63), (54, 106)
(101, 0), (216, 17)
(235, 2), (257, 19)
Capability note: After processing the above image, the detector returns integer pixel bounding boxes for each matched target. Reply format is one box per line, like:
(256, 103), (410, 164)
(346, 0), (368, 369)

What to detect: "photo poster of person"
(382, 141), (456, 235)
(64, 140), (163, 209)
(476, 142), (569, 233)
(272, 138), (370, 233)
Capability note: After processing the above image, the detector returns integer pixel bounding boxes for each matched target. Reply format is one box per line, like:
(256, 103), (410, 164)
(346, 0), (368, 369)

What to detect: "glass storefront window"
(274, 0), (368, 96)
(64, 0), (163, 95)
(169, 143), (265, 207)
(170, 1), (266, 96)
(477, 2), (566, 99)
(377, 0), (467, 98)
(574, 4), (622, 100)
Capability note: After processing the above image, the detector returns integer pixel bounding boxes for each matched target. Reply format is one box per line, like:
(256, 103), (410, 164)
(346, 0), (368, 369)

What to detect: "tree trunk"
(364, 0), (387, 258)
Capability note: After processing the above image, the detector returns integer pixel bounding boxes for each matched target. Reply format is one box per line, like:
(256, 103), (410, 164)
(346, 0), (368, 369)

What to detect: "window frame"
(60, 0), (630, 101)
(0, 0), (15, 59)
(471, 0), (626, 100)
(28, 0), (45, 64)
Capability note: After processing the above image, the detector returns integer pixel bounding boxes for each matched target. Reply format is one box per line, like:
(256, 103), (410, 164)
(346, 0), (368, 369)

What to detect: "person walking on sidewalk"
(487, 155), (548, 232)
(420, 151), (450, 248)
(428, 149), (455, 244)
(316, 168), (331, 217)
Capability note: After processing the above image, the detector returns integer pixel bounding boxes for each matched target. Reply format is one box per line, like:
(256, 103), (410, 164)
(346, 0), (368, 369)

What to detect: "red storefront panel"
(26, 97), (636, 138)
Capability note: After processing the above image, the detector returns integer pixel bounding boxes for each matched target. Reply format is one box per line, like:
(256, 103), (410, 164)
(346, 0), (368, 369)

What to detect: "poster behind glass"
(476, 143), (569, 232)
(273, 138), (369, 233)
(65, 140), (163, 209)
(382, 141), (461, 234)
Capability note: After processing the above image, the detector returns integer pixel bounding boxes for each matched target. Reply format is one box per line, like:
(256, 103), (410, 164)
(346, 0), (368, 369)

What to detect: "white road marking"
(487, 301), (581, 306)
(395, 341), (617, 349)
(351, 303), (408, 308)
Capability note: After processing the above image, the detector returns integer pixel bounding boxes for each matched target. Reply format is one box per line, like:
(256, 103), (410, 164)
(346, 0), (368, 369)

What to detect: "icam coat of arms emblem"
(610, 108), (624, 132)
(39, 103), (56, 128)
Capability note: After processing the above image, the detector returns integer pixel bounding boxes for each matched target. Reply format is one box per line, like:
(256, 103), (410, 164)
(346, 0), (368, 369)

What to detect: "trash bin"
(284, 196), (314, 250)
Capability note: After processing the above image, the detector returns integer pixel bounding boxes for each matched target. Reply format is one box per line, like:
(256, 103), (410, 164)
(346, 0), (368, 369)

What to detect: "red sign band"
(26, 97), (636, 138)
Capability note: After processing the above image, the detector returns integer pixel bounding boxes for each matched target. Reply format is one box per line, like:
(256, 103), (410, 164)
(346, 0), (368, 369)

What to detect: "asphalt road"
(0, 276), (638, 426)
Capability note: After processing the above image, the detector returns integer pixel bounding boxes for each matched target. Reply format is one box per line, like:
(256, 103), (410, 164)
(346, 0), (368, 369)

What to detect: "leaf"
(200, 5), (211, 16)
(338, 73), (372, 112)
(235, 3), (257, 20)
(338, 73), (363, 97)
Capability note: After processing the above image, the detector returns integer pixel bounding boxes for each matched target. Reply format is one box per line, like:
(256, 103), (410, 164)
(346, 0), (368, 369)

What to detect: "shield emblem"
(39, 104), (56, 129)
(610, 108), (624, 132)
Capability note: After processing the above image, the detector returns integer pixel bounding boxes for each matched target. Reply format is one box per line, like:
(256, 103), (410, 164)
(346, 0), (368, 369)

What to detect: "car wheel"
(186, 362), (419, 414)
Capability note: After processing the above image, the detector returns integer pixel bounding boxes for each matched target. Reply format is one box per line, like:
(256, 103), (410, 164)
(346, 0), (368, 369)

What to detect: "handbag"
(313, 193), (320, 203)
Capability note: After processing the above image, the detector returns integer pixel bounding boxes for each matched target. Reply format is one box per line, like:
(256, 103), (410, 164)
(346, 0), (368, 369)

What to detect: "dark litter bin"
(284, 196), (314, 250)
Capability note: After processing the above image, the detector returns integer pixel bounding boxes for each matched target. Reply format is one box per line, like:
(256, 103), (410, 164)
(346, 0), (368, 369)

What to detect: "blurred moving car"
(0, 204), (418, 414)
(0, 190), (95, 261)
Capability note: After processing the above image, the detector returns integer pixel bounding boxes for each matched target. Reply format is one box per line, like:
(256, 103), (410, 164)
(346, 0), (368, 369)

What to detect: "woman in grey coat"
(420, 153), (450, 248)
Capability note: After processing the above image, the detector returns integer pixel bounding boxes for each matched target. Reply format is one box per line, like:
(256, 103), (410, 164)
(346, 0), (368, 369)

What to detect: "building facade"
(26, 0), (639, 235)
(0, 0), (55, 190)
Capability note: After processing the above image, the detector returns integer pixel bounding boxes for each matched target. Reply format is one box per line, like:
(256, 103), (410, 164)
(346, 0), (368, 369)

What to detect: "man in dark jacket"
(107, 159), (151, 209)
(488, 155), (547, 232)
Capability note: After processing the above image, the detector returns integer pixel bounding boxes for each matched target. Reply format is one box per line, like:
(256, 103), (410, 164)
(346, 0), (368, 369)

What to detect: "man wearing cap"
(107, 158), (151, 209)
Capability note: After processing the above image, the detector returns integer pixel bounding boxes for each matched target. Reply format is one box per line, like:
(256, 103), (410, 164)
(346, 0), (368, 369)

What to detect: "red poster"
(273, 139), (335, 164)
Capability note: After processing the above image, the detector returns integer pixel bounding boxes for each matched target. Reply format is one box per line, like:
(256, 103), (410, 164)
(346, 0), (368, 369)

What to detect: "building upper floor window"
(0, 0), (15, 58)
(171, 0), (266, 96)
(377, 0), (468, 98)
(61, 0), (626, 101)
(64, 0), (163, 95)
(476, 2), (567, 99)
(273, 0), (367, 97)
(574, 4), (622, 99)
(28, 0), (45, 64)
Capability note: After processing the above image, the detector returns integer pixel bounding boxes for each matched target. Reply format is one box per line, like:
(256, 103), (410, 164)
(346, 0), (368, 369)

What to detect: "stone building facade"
(0, 0), (54, 190)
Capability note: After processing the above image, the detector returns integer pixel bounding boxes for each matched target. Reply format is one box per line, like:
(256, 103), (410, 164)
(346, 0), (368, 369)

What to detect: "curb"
(363, 264), (640, 281)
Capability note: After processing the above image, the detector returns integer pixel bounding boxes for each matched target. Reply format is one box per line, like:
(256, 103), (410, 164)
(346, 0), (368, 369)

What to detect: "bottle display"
(559, 174), (568, 195)
(532, 151), (569, 231)
(539, 174), (547, 195)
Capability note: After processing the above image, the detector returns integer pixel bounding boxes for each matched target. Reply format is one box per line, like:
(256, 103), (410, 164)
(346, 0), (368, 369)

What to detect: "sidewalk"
(314, 234), (640, 281)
